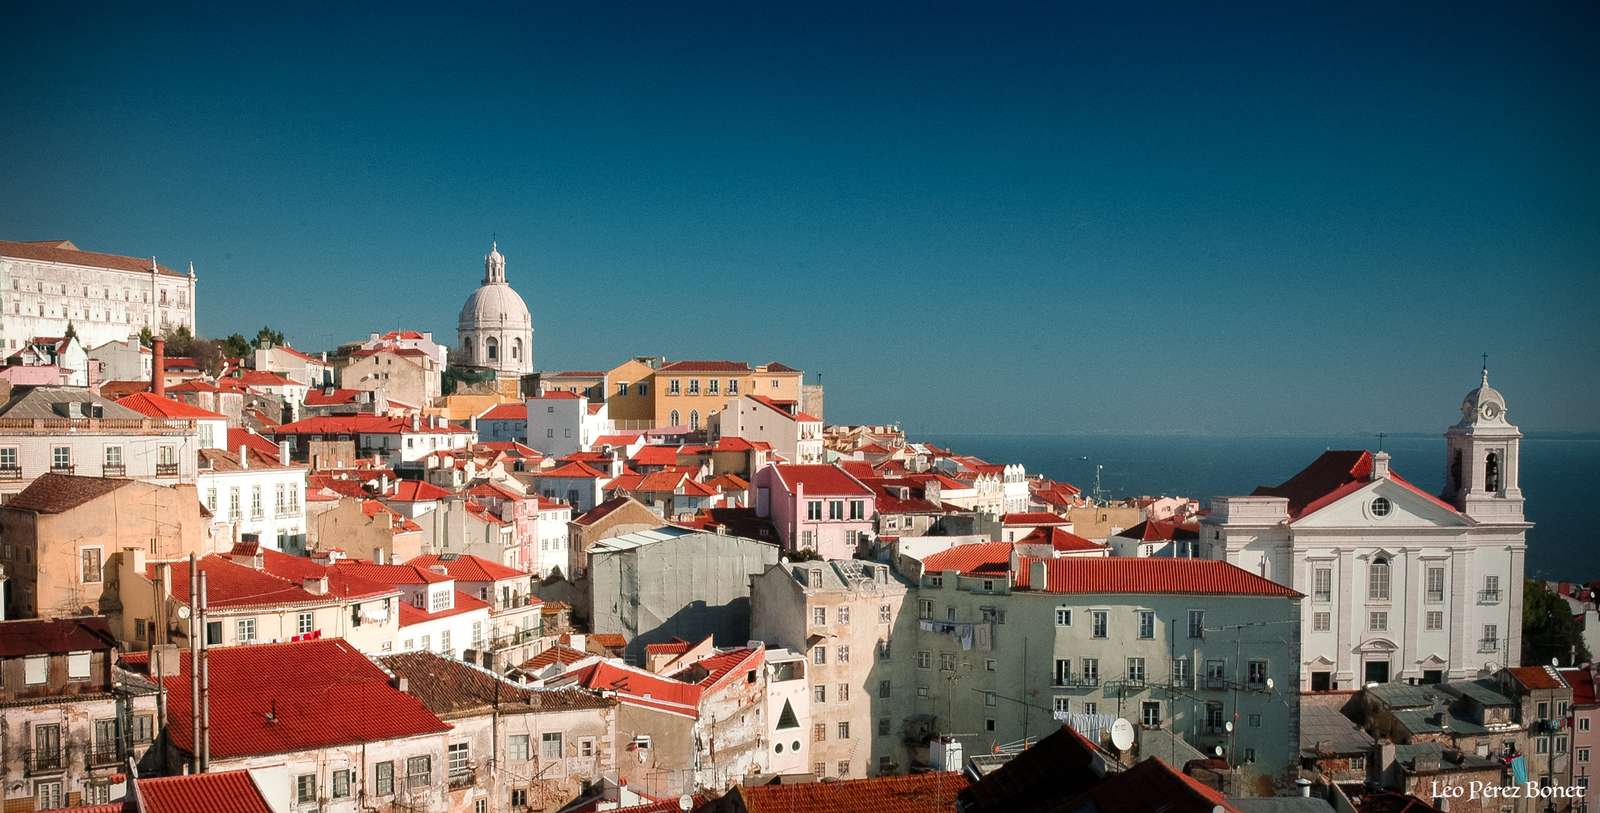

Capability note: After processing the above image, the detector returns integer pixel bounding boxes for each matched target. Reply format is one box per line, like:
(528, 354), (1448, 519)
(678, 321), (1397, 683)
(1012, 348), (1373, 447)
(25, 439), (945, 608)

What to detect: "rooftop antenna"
(1376, 432), (1387, 452)
(1092, 464), (1105, 505)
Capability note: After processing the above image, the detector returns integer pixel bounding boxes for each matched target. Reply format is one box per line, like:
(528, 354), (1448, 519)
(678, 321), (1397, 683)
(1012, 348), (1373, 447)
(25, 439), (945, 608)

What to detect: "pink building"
(1563, 667), (1600, 810)
(750, 463), (875, 559)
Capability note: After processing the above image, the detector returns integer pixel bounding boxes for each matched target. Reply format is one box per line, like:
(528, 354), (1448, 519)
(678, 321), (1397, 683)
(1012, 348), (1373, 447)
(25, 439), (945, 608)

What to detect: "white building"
(0, 240), (197, 354)
(526, 391), (607, 458)
(458, 242), (534, 380)
(1201, 369), (1527, 690)
(197, 446), (309, 553)
(717, 394), (824, 464)
(0, 388), (201, 501)
(87, 338), (151, 384)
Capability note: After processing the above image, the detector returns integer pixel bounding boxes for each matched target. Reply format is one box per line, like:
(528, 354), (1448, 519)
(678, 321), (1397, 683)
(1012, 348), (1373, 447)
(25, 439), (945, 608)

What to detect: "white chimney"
(239, 444), (249, 469)
(278, 441), (291, 466)
(1371, 451), (1391, 481)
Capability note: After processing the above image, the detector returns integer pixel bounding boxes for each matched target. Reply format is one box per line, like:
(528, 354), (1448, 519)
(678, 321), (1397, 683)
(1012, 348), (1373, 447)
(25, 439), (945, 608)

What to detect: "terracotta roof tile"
(0, 239), (187, 277)
(774, 464), (873, 496)
(1016, 556), (1302, 597)
(407, 553), (528, 583)
(379, 651), (614, 716)
(136, 770), (274, 813)
(4, 473), (134, 514)
(738, 772), (970, 813)
(0, 616), (116, 658)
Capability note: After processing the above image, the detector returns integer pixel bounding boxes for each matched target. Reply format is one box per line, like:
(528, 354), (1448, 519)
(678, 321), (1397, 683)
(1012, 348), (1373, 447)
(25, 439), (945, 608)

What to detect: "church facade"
(457, 241), (534, 386)
(1201, 369), (1528, 691)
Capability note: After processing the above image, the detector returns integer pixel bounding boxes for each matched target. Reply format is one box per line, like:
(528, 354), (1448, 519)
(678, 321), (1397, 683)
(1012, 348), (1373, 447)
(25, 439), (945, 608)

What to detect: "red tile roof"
(1561, 668), (1598, 706)
(0, 616), (116, 657)
(761, 361), (800, 372)
(228, 427), (282, 457)
(1253, 449), (1458, 520)
(0, 239), (187, 277)
(137, 770), (275, 813)
(115, 391), (226, 419)
(1505, 665), (1567, 691)
(736, 772), (971, 813)
(137, 639), (450, 759)
(479, 403), (527, 421)
(1015, 557), (1302, 597)
(273, 415), (469, 435)
(407, 553), (528, 583)
(330, 560), (451, 585)
(775, 463), (873, 496)
(233, 369), (298, 388)
(659, 360), (751, 372)
(670, 646), (763, 693)
(1000, 512), (1069, 526)
(922, 542), (1014, 577)
(302, 387), (362, 406)
(532, 390), (584, 399)
(519, 643), (593, 671)
(629, 444), (683, 467)
(5, 474), (135, 514)
(397, 591), (491, 626)
(543, 460), (608, 479)
(552, 660), (702, 718)
(1117, 518), (1201, 542)
(644, 639), (692, 656)
(1016, 526), (1104, 553)
(572, 495), (642, 526)
(387, 479), (452, 502)
(958, 724), (1110, 812)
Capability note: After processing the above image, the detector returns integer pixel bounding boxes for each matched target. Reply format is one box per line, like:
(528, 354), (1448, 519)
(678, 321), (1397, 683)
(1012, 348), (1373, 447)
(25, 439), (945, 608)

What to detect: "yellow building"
(538, 358), (804, 432)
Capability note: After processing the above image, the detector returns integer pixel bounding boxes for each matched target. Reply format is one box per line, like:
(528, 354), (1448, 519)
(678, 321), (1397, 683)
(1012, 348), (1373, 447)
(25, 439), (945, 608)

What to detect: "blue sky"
(3, 2), (1597, 434)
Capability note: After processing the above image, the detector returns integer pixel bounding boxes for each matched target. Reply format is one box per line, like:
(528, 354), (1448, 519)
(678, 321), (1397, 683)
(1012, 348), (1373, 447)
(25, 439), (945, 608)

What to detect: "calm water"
(922, 433), (1600, 582)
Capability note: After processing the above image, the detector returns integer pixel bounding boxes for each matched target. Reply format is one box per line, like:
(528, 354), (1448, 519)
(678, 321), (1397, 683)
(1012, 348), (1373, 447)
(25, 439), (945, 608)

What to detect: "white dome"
(458, 283), (532, 331)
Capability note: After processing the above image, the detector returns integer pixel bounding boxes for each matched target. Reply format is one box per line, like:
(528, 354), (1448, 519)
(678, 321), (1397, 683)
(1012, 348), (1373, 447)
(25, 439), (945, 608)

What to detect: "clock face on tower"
(1480, 402), (1501, 420)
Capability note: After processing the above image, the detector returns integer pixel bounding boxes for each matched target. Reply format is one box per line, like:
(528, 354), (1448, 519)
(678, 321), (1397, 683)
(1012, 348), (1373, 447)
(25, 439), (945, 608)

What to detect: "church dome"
(457, 241), (532, 331)
(1456, 366), (1508, 426)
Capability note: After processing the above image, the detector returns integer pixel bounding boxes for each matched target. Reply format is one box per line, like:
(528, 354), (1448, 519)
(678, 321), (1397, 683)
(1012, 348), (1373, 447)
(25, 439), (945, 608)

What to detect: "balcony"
(0, 465), (21, 480)
(1478, 639), (1500, 653)
(1478, 590), (1502, 604)
(1204, 676), (1232, 690)
(50, 463), (76, 475)
(1051, 675), (1099, 689)
(23, 748), (66, 775)
(448, 767), (476, 788)
(88, 743), (123, 767)
(155, 462), (181, 477)
(102, 463), (126, 477)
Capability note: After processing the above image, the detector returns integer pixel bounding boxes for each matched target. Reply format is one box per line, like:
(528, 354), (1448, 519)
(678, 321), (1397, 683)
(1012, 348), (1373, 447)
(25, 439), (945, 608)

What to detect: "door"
(1364, 660), (1390, 684)
(1311, 671), (1332, 692)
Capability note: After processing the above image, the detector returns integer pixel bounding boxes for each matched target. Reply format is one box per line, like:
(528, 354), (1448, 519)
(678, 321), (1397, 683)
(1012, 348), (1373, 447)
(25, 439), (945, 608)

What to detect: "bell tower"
(1443, 361), (1524, 523)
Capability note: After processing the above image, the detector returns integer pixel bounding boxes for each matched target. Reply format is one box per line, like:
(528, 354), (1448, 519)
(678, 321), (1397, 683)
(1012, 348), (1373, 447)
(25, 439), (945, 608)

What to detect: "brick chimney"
(152, 337), (166, 397)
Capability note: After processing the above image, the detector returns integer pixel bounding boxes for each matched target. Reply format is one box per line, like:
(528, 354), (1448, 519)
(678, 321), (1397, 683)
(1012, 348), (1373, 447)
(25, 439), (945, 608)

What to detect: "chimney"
(239, 444), (249, 469)
(1296, 778), (1312, 798)
(1028, 558), (1047, 589)
(1371, 451), (1391, 481)
(411, 414), (421, 432)
(278, 441), (291, 466)
(393, 676), (408, 693)
(302, 576), (328, 595)
(153, 337), (167, 397)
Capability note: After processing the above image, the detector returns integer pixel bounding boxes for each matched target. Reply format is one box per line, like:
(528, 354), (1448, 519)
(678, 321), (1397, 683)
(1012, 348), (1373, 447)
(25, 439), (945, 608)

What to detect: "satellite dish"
(1224, 721), (1234, 733)
(176, 606), (191, 619)
(678, 795), (693, 812)
(1109, 718), (1135, 751)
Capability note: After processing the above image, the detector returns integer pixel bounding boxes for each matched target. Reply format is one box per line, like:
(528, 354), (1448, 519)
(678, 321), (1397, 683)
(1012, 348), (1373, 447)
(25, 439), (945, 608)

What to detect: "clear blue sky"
(3, 2), (1597, 434)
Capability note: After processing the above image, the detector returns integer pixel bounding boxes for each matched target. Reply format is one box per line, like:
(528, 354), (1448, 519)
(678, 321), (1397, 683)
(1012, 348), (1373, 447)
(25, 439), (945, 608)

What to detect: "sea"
(920, 432), (1600, 582)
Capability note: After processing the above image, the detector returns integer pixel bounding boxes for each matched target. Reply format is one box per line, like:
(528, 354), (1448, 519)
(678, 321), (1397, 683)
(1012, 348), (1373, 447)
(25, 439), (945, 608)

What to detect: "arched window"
(1485, 452), (1500, 493)
(1369, 556), (1391, 601)
(689, 410), (701, 431)
(511, 338), (522, 361)
(1450, 449), (1463, 494)
(485, 336), (498, 362)
(669, 410), (680, 427)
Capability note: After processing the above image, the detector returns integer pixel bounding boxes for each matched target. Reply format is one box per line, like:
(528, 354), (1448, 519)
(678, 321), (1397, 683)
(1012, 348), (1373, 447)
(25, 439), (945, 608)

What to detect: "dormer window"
(430, 589), (451, 613)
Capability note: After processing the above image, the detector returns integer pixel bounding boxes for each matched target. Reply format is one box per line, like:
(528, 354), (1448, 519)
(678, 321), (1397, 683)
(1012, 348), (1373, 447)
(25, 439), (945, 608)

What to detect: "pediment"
(1292, 479), (1470, 530)
(1356, 637), (1399, 653)
(1418, 653), (1448, 668)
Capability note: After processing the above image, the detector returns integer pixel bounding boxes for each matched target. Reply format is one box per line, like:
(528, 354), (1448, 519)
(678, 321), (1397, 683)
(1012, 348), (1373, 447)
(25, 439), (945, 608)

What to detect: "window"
(296, 774), (317, 804)
(838, 760), (852, 777)
(540, 726), (566, 758)
(36, 781), (64, 811)
(1173, 657), (1191, 688)
(669, 410), (680, 426)
(251, 485), (263, 520)
(133, 714), (155, 743)
(1426, 611), (1444, 631)
(1206, 659), (1226, 685)
(1582, 718), (1592, 732)
(24, 654), (47, 684)
(1481, 625), (1499, 652)
(879, 604), (891, 623)
(1188, 609), (1204, 638)
(0, 447), (16, 469)
(812, 646), (826, 665)
(813, 606), (826, 625)
(1579, 747), (1590, 763)
(1137, 611), (1155, 639)
(879, 679), (892, 698)
(237, 618), (257, 643)
(1207, 702), (1225, 730)
(509, 734), (529, 761)
(669, 379), (681, 395)
(406, 754), (432, 788)
(1483, 575), (1501, 602)
(1426, 566), (1445, 602)
(814, 685), (826, 703)
(689, 410), (700, 431)
(229, 487), (241, 518)
(1313, 611), (1331, 632)
(1369, 611), (1388, 631)
(728, 379), (738, 393)
(708, 379), (719, 394)
(877, 639), (890, 659)
(448, 743), (471, 776)
(1054, 696), (1070, 715)
(838, 607), (850, 625)
(297, 612), (313, 635)
(1141, 701), (1161, 727)
(850, 500), (865, 520)
(374, 761), (394, 796)
(813, 723), (826, 742)
(985, 658), (997, 671)
(917, 650), (931, 669)
(1082, 658), (1099, 685)
(104, 445), (123, 468)
(940, 652), (956, 671)
(1370, 496), (1391, 517)
(81, 547), (102, 583)
(580, 737), (595, 757)
(837, 645), (850, 663)
(52, 445), (71, 470)
(929, 574), (943, 588)
(333, 770), (352, 799)
(918, 599), (933, 619)
(1056, 607), (1072, 626)
(828, 500), (843, 520)
(1126, 657), (1146, 684)
(1247, 660), (1268, 686)
(1369, 557), (1390, 601)
(984, 691), (997, 707)
(1091, 610), (1108, 638)
(807, 500), (822, 520)
(688, 379), (700, 395)
(838, 722), (850, 739)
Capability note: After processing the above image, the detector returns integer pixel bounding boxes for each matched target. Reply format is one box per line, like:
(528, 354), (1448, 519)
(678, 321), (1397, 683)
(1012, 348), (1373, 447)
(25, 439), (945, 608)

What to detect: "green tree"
(220, 333), (251, 358)
(63, 321), (78, 341)
(138, 326), (155, 348)
(252, 326), (286, 348)
(1522, 579), (1591, 667)
(162, 325), (196, 356)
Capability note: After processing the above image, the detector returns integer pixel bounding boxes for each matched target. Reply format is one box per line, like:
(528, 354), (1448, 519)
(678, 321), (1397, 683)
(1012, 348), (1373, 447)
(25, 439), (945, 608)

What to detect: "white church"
(457, 241), (535, 394)
(1201, 368), (1527, 690)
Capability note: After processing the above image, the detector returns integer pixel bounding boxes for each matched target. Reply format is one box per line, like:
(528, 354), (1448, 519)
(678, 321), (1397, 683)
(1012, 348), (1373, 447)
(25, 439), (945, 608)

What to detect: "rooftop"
(1015, 556), (1304, 597)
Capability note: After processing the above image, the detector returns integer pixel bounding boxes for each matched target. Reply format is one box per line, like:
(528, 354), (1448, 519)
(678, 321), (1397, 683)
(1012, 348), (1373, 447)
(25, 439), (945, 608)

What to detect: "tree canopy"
(1522, 579), (1591, 668)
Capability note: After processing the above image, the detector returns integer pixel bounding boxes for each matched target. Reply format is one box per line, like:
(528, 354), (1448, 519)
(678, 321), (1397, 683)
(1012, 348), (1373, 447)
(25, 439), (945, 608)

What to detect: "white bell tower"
(1443, 360), (1524, 523)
